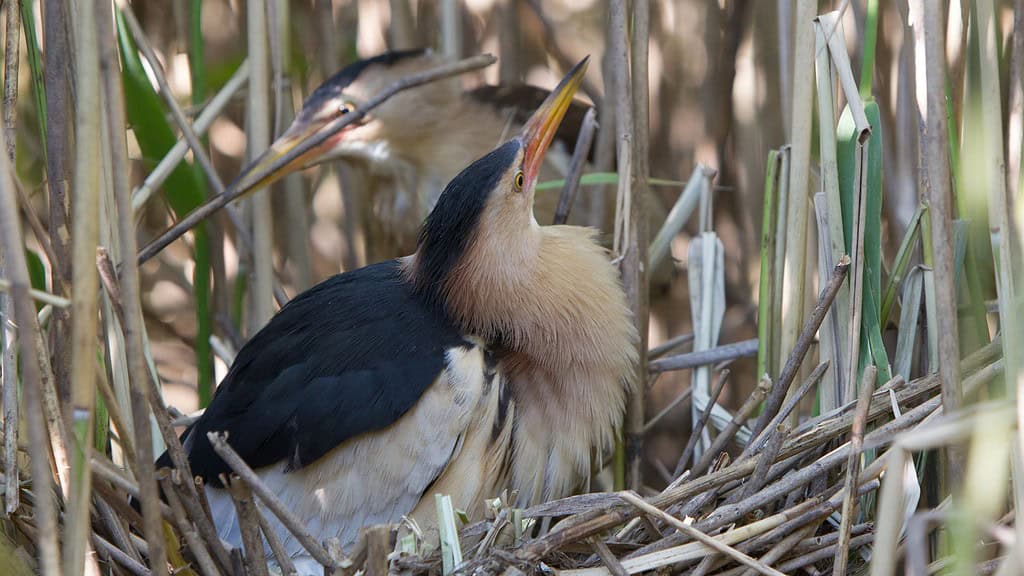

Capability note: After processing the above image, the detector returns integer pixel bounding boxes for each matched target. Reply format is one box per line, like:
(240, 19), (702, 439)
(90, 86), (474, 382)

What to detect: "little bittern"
(237, 49), (664, 259)
(158, 58), (637, 574)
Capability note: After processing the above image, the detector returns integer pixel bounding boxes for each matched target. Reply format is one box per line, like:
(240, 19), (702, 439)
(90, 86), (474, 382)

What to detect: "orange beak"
(520, 56), (589, 185)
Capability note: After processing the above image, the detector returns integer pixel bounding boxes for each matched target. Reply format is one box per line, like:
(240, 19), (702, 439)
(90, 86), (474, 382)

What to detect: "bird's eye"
(338, 103), (352, 116)
(513, 170), (525, 192)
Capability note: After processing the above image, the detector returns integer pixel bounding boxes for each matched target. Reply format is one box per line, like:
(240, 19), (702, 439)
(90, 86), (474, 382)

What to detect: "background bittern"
(158, 58), (636, 573)
(241, 49), (665, 261)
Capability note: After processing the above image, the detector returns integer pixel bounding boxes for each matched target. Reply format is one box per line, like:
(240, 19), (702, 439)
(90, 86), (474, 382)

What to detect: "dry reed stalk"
(137, 54), (497, 264)
(389, 0), (418, 50)
(619, 492), (786, 576)
(98, 0), (168, 569)
(691, 378), (769, 477)
(0, 101), (61, 576)
(1, 0), (20, 511)
(227, 476), (272, 576)
(649, 338), (758, 373)
(246, 0), (275, 331)
(65, 0), (103, 569)
(132, 62), (250, 212)
(672, 369), (730, 474)
(159, 475), (222, 576)
(588, 536), (629, 576)
(910, 0), (963, 492)
(778, 0), (817, 378)
(255, 505), (298, 576)
(553, 108), (598, 225)
(742, 361), (828, 460)
(833, 365), (877, 576)
(753, 255), (851, 437)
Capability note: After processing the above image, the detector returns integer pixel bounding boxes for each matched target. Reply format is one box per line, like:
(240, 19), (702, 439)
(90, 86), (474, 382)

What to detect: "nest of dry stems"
(0, 327), (1009, 576)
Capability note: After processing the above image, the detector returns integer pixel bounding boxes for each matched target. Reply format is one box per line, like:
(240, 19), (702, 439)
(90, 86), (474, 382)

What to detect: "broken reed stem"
(553, 107), (598, 225)
(649, 338), (759, 373)
(742, 361), (829, 459)
(137, 54), (497, 264)
(691, 378), (769, 477)
(1, 0), (20, 515)
(227, 475), (272, 576)
(619, 492), (786, 576)
(207, 432), (342, 568)
(752, 255), (850, 438)
(833, 365), (877, 576)
(673, 369), (731, 475)
(0, 278), (72, 308)
(588, 536), (628, 576)
(0, 112), (61, 576)
(255, 505), (299, 576)
(742, 423), (790, 500)
(159, 475), (223, 576)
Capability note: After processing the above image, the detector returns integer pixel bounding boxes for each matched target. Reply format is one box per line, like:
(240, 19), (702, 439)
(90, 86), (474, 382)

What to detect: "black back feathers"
(413, 139), (520, 298)
(157, 260), (467, 486)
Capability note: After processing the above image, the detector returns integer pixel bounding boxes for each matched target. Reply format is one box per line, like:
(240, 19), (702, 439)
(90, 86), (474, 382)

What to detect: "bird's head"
(410, 57), (589, 300)
(234, 49), (459, 193)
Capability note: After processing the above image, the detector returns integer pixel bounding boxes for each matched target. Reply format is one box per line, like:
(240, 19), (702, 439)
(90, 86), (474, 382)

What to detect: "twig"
(648, 332), (695, 359)
(691, 378), (769, 477)
(0, 118), (60, 576)
(132, 61), (250, 212)
(137, 54), (497, 264)
(553, 108), (598, 225)
(742, 361), (829, 459)
(255, 505), (298, 576)
(92, 533), (152, 576)
(159, 475), (223, 576)
(227, 475), (271, 576)
(642, 385), (692, 435)
(649, 339), (759, 373)
(2, 0), (20, 161)
(779, 534), (874, 572)
(673, 369), (731, 475)
(0, 278), (72, 308)
(207, 432), (343, 569)
(752, 255), (851, 437)
(587, 536), (628, 576)
(99, 1), (168, 570)
(742, 424), (790, 500)
(833, 366), (877, 576)
(618, 492), (786, 576)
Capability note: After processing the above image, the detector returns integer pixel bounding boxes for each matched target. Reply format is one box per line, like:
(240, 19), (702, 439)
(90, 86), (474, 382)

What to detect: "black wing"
(466, 84), (595, 161)
(159, 260), (467, 486)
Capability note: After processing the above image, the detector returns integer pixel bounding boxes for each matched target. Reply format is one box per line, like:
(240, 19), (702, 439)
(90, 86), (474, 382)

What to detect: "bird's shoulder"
(169, 260), (472, 484)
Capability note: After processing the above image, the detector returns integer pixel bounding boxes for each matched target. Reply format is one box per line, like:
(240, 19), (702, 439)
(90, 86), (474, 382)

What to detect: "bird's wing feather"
(163, 260), (469, 485)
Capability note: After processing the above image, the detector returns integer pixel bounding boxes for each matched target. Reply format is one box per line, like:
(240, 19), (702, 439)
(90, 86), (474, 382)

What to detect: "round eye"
(513, 170), (525, 191)
(338, 103), (352, 115)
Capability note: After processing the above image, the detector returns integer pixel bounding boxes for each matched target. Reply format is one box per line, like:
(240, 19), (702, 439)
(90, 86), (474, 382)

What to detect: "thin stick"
(2, 0), (20, 160)
(159, 475), (223, 576)
(93, 534), (152, 576)
(553, 108), (598, 225)
(227, 476), (271, 576)
(0, 108), (60, 576)
(648, 332), (695, 359)
(752, 255), (850, 437)
(99, 1), (168, 570)
(137, 54), (497, 264)
(65, 0), (103, 568)
(132, 61), (250, 212)
(618, 492), (787, 576)
(1, 32), (18, 508)
(910, 0), (963, 488)
(587, 536), (628, 576)
(673, 369), (731, 476)
(833, 365), (877, 576)
(642, 385), (692, 435)
(742, 361), (829, 459)
(649, 339), (758, 373)
(0, 278), (72, 307)
(742, 423), (790, 500)
(207, 432), (342, 569)
(691, 378), (770, 477)
(254, 505), (298, 576)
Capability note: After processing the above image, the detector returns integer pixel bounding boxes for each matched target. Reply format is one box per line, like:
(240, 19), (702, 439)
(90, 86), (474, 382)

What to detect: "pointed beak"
(234, 116), (354, 197)
(520, 56), (589, 185)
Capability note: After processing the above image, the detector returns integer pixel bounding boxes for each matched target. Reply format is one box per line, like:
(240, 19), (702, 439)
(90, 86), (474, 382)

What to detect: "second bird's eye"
(513, 170), (525, 191)
(338, 104), (351, 115)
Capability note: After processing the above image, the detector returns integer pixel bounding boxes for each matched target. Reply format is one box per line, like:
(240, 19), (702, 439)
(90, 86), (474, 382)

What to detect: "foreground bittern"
(240, 49), (650, 258)
(158, 59), (636, 573)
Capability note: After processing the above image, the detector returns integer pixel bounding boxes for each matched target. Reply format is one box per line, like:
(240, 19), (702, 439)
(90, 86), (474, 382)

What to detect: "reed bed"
(1, 1), (1022, 575)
